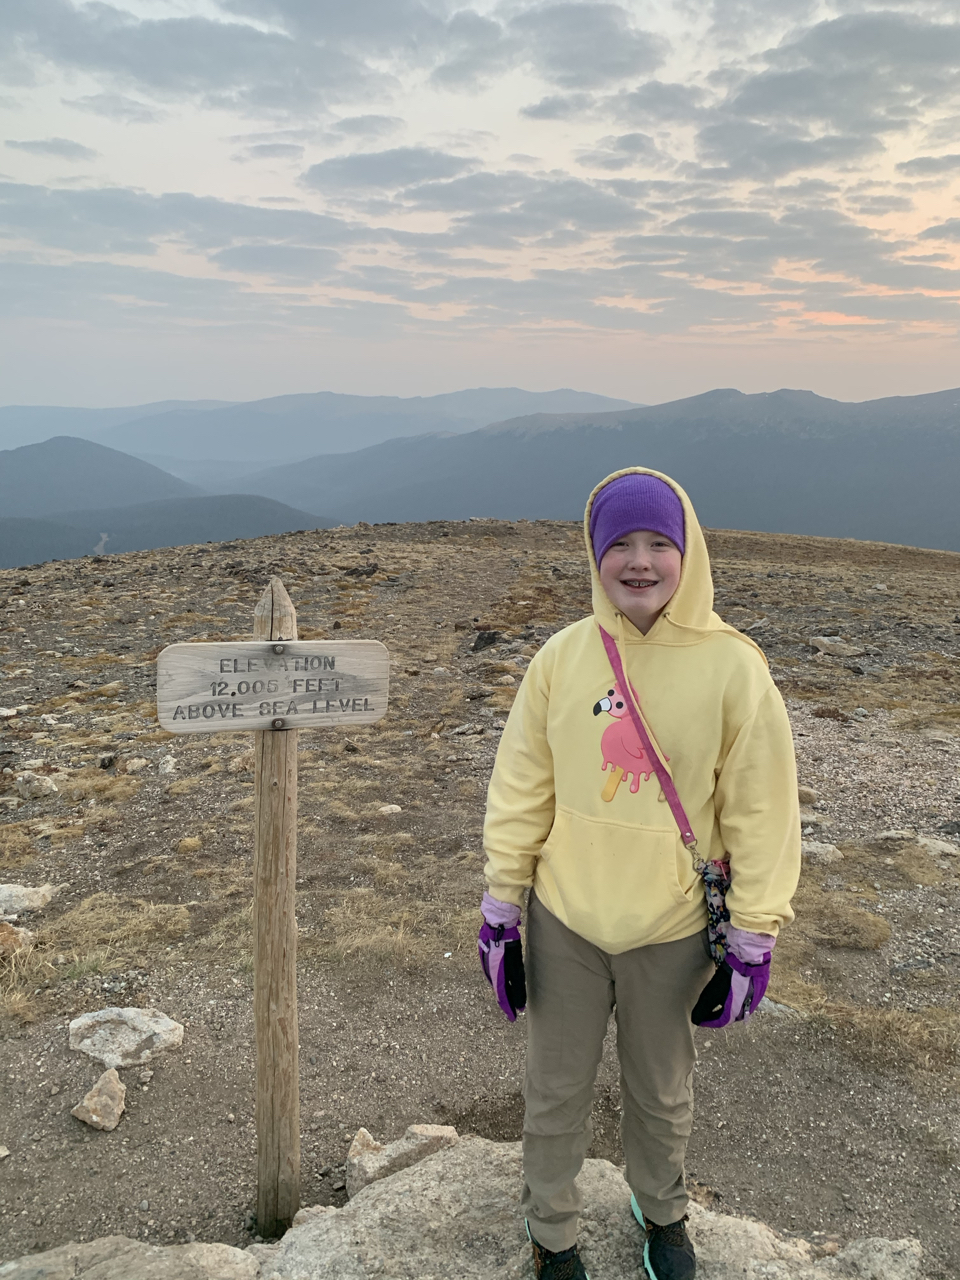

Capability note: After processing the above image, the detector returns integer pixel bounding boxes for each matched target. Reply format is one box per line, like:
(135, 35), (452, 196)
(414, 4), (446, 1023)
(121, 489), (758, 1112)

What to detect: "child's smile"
(598, 530), (682, 634)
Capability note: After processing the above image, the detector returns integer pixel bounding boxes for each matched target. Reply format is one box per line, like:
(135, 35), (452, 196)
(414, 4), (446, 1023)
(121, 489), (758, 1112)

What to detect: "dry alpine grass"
(0, 894), (190, 1021)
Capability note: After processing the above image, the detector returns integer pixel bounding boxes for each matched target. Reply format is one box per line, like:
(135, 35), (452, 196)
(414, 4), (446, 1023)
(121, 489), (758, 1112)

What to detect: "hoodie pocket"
(536, 806), (702, 948)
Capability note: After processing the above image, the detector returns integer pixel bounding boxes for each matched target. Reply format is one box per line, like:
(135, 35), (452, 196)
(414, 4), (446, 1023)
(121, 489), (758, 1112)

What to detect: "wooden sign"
(155, 580), (393, 1238)
(156, 639), (389, 733)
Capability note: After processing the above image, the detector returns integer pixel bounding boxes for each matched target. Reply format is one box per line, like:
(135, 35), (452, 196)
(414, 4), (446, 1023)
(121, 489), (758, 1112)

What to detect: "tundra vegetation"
(0, 520), (958, 1276)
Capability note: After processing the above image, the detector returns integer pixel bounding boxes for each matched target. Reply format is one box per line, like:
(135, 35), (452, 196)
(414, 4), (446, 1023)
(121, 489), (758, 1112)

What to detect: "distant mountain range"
(0, 436), (329, 566)
(0, 387), (639, 486)
(232, 386), (960, 551)
(2, 384), (959, 568)
(0, 400), (233, 451)
(0, 494), (329, 569)
(0, 437), (199, 518)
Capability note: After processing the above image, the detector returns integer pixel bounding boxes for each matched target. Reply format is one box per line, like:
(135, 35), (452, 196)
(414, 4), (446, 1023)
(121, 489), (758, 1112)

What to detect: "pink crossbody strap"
(598, 626), (697, 849)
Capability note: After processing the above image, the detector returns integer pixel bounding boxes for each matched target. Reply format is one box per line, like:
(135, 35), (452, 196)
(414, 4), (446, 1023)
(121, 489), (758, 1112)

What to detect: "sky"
(2, 0), (960, 407)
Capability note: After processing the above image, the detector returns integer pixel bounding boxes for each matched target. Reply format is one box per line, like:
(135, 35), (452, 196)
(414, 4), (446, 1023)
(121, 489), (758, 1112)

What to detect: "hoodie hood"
(584, 466), (764, 657)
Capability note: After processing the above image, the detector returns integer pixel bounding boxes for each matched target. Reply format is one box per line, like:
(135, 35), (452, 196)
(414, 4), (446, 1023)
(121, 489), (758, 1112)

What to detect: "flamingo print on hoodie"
(483, 466), (801, 954)
(593, 680), (658, 800)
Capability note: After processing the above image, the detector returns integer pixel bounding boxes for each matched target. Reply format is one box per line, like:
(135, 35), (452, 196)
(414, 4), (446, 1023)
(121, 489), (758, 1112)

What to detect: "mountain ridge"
(0, 493), (329, 569)
(0, 436), (200, 519)
(229, 385), (960, 551)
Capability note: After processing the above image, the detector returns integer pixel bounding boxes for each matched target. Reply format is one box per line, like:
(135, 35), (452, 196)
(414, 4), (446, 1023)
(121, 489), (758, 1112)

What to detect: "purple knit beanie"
(590, 474), (685, 565)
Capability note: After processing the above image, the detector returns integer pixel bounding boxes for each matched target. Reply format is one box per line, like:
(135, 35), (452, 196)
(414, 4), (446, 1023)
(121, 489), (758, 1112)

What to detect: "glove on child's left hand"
(692, 925), (775, 1028)
(478, 891), (527, 1022)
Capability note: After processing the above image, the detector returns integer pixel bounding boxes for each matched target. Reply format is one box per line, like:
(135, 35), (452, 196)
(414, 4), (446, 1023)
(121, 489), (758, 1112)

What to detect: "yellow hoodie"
(483, 467), (801, 953)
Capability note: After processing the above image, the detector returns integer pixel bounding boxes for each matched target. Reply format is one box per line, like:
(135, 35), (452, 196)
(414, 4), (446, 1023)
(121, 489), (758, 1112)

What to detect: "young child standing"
(478, 469), (801, 1280)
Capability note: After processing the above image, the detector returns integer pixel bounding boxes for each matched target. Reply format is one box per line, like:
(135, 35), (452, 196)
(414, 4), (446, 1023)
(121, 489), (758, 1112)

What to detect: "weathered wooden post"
(155, 575), (390, 1239)
(252, 578), (300, 1235)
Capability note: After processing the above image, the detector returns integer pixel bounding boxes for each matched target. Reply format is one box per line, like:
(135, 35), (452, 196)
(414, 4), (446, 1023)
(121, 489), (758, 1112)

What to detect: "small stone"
(378, 804), (402, 815)
(97, 752), (117, 770)
(801, 841), (843, 865)
(799, 808), (832, 830)
(0, 922), (35, 959)
(71, 1068), (126, 1131)
(346, 1123), (459, 1198)
(343, 740), (360, 753)
(124, 757), (150, 774)
(432, 667), (448, 675)
(797, 785), (818, 806)
(0, 882), (64, 915)
(0, 708), (19, 719)
(292, 1205), (336, 1226)
(15, 771), (58, 799)
(140, 1199), (150, 1212)
(472, 630), (501, 653)
(227, 1113), (236, 1124)
(0, 1145), (9, 1159)
(758, 998), (800, 1018)
(915, 835), (957, 858)
(877, 829), (916, 842)
(69, 1007), (184, 1069)
(158, 755), (176, 775)
(808, 636), (865, 658)
(138, 1069), (154, 1084)
(496, 675), (516, 686)
(177, 837), (202, 854)
(347, 1126), (384, 1162)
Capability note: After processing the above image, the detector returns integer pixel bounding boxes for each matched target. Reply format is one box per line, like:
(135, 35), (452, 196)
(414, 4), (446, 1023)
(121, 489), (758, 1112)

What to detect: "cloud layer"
(1, 0), (959, 400)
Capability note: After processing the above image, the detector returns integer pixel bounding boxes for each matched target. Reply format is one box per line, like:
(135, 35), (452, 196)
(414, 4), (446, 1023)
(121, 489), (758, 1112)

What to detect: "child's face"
(598, 529), (682, 634)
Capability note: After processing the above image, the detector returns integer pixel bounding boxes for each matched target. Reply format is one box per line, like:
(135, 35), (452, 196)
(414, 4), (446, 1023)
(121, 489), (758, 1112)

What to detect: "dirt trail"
(1, 521), (958, 1275)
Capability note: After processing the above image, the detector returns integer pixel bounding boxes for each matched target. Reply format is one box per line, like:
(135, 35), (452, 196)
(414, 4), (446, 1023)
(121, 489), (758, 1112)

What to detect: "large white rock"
(14, 771), (58, 799)
(0, 1236), (258, 1279)
(68, 1007), (184, 1069)
(808, 637), (865, 658)
(915, 835), (957, 858)
(261, 1137), (924, 1280)
(346, 1123), (459, 1197)
(801, 841), (844, 865)
(0, 882), (63, 916)
(0, 1139), (924, 1280)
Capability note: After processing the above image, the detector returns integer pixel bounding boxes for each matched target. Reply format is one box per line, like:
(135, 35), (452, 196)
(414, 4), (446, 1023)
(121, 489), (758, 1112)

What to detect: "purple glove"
(478, 892), (527, 1022)
(691, 925), (775, 1028)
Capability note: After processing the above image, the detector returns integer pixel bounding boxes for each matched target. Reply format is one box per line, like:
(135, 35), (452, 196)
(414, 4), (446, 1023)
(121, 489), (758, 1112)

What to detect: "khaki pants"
(520, 891), (714, 1252)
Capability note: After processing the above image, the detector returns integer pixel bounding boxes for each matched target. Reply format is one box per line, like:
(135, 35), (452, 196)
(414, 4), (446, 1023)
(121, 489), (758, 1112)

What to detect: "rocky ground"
(0, 1136), (928, 1279)
(0, 520), (958, 1275)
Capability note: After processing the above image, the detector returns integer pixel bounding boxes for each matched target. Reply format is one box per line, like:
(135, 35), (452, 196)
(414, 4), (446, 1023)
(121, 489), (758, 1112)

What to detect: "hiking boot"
(526, 1220), (590, 1280)
(631, 1195), (696, 1280)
